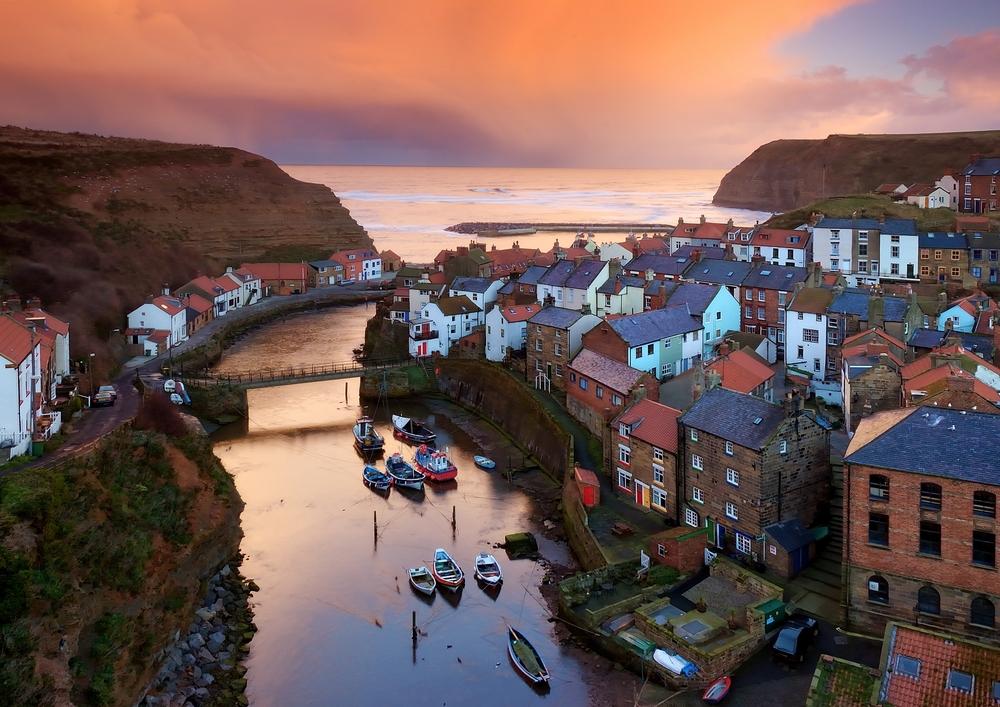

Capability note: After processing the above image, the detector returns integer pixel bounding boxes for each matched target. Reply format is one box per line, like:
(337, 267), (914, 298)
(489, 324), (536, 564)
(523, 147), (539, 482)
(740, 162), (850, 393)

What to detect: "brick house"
(901, 361), (1000, 412)
(704, 344), (775, 402)
(239, 263), (309, 296)
(918, 232), (972, 287)
(843, 407), (1000, 644)
(647, 526), (707, 574)
(958, 155), (1000, 214)
(566, 349), (658, 439)
(840, 328), (907, 435)
(525, 306), (601, 392)
(966, 231), (1000, 285)
(611, 399), (682, 519)
(330, 247), (382, 282)
(678, 388), (831, 571)
(762, 519), (817, 579)
(739, 262), (811, 355)
(581, 307), (702, 380)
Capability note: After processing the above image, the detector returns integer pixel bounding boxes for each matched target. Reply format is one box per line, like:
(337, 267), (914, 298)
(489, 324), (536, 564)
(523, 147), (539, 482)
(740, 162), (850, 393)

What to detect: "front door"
(634, 480), (649, 509)
(716, 523), (726, 549)
(938, 267), (946, 283)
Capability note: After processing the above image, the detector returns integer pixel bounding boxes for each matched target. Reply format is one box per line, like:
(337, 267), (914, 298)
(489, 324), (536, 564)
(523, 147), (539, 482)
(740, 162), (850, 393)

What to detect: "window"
(934, 249), (942, 260)
(831, 258), (839, 270)
(653, 464), (664, 484)
(894, 655), (921, 679)
(796, 345), (804, 359)
(535, 338), (542, 351)
(921, 265), (930, 276)
(555, 364), (563, 377)
(868, 575), (889, 604)
(595, 385), (604, 399)
(692, 486), (704, 503)
(611, 393), (623, 406)
(797, 311), (804, 320)
(652, 487), (667, 509)
(618, 423), (630, 437)
(869, 474), (889, 501)
(974, 491), (996, 518)
(803, 328), (819, 343)
(653, 447), (664, 462)
(778, 309), (785, 324)
(891, 245), (900, 258)
(745, 306), (753, 318)
(890, 263), (899, 275)
(745, 289), (752, 301)
(690, 429), (699, 442)
(858, 259), (868, 273)
(951, 249), (961, 261)
(952, 268), (960, 278)
(917, 586), (940, 614)
(858, 231), (868, 242)
(971, 596), (995, 628)
(735, 533), (752, 554)
(973, 249), (983, 261)
(890, 234), (900, 243)
(618, 445), (631, 464)
(726, 502), (739, 520)
(757, 307), (766, 320)
(758, 290), (766, 302)
(692, 455), (703, 471)
(554, 342), (563, 357)
(869, 512), (889, 546)
(973, 531), (995, 567)
(726, 468), (739, 486)
(919, 521), (941, 556)
(725, 440), (733, 456)
(634, 345), (643, 359)
(685, 507), (699, 527)
(647, 343), (654, 355)
(656, 543), (667, 558)
(947, 670), (974, 695)
(920, 483), (942, 511)
(813, 358), (820, 372)
(779, 440), (787, 454)
(858, 244), (868, 257)
(972, 266), (982, 278)
(777, 291), (786, 306)
(579, 378), (588, 390)
(617, 469), (633, 490)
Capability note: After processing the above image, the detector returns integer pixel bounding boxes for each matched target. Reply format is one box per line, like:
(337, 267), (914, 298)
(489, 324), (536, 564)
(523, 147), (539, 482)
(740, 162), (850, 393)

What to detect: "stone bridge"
(183, 357), (414, 389)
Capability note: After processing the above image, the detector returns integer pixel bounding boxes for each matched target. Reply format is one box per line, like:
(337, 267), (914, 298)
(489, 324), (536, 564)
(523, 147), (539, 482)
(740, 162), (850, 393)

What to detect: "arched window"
(971, 597), (995, 628)
(868, 575), (889, 604)
(974, 491), (997, 519)
(917, 586), (940, 615)
(920, 483), (942, 511)
(869, 475), (890, 501)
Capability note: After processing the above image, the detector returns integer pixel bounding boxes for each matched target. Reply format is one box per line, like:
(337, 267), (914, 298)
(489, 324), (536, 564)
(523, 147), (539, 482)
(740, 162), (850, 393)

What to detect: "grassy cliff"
(763, 194), (964, 231)
(0, 428), (242, 706)
(0, 125), (371, 372)
(714, 131), (1000, 212)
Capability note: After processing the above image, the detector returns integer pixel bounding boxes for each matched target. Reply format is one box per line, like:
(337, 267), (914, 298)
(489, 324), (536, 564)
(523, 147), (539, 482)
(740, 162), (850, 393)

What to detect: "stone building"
(678, 388), (831, 571)
(840, 328), (907, 435)
(611, 399), (682, 519)
(525, 306), (601, 392)
(842, 407), (1000, 645)
(566, 349), (658, 439)
(917, 232), (973, 287)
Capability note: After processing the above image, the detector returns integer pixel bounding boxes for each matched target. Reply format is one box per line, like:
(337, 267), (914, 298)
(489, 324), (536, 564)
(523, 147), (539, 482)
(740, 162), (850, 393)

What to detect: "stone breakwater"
(139, 560), (258, 707)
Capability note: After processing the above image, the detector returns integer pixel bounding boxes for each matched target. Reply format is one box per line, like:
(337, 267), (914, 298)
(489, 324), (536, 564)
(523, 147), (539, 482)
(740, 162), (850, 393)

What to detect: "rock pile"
(140, 560), (258, 707)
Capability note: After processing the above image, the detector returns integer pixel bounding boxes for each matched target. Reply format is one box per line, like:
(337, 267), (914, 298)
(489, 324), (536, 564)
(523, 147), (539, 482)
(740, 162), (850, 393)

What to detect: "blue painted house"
(663, 282), (741, 358)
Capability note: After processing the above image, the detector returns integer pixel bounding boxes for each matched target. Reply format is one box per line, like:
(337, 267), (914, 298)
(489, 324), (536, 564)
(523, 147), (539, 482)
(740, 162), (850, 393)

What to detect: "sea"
(281, 166), (773, 261)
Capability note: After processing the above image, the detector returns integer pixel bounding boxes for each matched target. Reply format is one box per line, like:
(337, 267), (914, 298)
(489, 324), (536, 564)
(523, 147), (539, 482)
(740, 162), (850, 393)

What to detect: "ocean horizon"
(282, 165), (774, 262)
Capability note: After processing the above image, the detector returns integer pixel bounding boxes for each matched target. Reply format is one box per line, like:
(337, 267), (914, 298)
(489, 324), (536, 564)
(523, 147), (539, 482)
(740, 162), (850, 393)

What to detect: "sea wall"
(562, 480), (610, 570)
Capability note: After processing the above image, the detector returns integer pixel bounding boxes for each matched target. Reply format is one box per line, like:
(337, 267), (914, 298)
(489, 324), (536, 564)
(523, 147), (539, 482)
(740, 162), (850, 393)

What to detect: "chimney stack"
(727, 218), (734, 228)
(4, 296), (22, 312)
(949, 373), (974, 393)
(25, 295), (41, 310)
(161, 284), (171, 296)
(718, 341), (731, 357)
(699, 214), (707, 225)
(692, 249), (702, 263)
(677, 217), (684, 226)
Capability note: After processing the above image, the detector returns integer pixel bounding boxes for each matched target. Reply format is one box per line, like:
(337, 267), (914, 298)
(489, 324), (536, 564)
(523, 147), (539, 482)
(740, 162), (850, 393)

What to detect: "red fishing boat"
(413, 444), (458, 481)
(702, 675), (731, 704)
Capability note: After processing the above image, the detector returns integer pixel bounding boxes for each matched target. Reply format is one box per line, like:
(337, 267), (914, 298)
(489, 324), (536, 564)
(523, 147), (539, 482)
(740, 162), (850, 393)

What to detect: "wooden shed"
(574, 466), (600, 508)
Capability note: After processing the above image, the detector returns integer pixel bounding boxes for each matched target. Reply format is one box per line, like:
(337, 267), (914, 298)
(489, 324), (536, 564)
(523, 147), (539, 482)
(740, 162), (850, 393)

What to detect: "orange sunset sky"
(1, 0), (998, 167)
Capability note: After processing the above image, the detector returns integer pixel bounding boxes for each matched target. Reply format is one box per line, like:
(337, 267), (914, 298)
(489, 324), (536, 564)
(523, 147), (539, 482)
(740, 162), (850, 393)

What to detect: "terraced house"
(611, 399), (682, 519)
(535, 259), (610, 313)
(966, 231), (1000, 285)
(843, 408), (1000, 645)
(660, 282), (740, 359)
(525, 306), (601, 392)
(918, 232), (972, 287)
(678, 388), (831, 574)
(581, 306), (702, 380)
(739, 263), (811, 356)
(812, 217), (919, 286)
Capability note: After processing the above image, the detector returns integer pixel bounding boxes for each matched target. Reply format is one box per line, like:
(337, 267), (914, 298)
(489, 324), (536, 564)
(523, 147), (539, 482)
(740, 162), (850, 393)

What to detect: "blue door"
(791, 546), (809, 574)
(716, 523), (726, 549)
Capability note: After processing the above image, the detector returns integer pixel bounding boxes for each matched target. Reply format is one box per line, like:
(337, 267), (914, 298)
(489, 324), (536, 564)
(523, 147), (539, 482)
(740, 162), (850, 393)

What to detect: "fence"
(184, 357), (410, 387)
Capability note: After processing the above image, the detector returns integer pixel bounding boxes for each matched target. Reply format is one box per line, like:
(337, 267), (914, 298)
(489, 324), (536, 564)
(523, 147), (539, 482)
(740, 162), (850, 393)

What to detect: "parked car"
(163, 379), (176, 393)
(93, 385), (117, 407)
(169, 393), (184, 406)
(771, 615), (819, 665)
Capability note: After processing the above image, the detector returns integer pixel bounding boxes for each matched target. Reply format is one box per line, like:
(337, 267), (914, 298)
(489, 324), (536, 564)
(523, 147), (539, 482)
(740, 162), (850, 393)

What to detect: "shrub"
(134, 393), (188, 437)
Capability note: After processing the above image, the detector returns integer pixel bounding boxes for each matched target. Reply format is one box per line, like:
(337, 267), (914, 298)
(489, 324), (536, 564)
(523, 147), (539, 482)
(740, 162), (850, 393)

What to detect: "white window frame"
(692, 454), (703, 471)
(617, 468), (633, 490)
(779, 440), (788, 454)
(725, 440), (734, 456)
(726, 502), (739, 520)
(653, 464), (664, 484)
(618, 445), (631, 465)
(653, 447), (664, 462)
(685, 507), (699, 527)
(735, 533), (752, 554)
(690, 429), (698, 442)
(692, 486), (704, 503)
(726, 468), (739, 486)
(652, 487), (667, 509)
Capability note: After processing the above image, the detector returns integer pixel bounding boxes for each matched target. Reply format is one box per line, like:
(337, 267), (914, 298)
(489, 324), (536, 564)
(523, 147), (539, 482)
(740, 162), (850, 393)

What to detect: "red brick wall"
(581, 322), (628, 363)
(844, 462), (1000, 642)
(613, 427), (679, 522)
(649, 527), (706, 573)
(740, 286), (785, 340)
(959, 175), (999, 213)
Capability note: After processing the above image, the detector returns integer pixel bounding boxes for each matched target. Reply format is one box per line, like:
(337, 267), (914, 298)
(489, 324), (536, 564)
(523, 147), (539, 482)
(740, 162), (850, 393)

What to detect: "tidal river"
(211, 304), (591, 705)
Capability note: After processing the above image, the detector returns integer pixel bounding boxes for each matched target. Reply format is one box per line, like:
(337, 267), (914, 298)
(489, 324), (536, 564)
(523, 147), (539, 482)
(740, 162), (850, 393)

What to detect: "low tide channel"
(211, 304), (591, 705)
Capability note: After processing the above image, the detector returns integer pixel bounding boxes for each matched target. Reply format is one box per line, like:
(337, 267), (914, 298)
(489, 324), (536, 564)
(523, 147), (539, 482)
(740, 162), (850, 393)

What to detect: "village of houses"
(2, 155), (1000, 702)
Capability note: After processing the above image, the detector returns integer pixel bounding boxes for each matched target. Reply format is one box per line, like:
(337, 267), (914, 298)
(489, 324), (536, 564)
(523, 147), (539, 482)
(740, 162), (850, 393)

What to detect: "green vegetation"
(257, 243), (332, 263)
(765, 194), (963, 231)
(88, 613), (133, 706)
(807, 657), (879, 707)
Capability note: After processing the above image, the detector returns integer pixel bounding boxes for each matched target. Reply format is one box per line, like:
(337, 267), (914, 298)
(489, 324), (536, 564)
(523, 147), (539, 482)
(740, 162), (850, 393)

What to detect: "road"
(7, 284), (385, 475)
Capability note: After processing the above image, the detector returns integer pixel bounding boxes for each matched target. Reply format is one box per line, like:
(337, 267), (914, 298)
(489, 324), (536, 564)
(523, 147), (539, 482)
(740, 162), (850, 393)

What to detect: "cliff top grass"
(764, 194), (964, 231)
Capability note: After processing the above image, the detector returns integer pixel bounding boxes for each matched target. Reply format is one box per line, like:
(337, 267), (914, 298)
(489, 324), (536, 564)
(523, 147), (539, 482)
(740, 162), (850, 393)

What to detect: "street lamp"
(88, 352), (95, 399)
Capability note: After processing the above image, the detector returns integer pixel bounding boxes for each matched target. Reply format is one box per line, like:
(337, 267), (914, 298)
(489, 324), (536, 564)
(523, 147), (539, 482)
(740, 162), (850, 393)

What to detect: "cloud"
(0, 1), (995, 167)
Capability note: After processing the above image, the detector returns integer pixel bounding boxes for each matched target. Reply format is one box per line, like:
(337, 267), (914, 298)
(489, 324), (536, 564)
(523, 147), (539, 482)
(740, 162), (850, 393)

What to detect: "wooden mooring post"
(373, 510), (378, 547)
(411, 610), (417, 644)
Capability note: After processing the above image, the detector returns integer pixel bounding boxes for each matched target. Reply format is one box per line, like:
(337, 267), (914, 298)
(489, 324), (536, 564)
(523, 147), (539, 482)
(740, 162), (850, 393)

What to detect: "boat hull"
(702, 676), (731, 704)
(474, 553), (503, 586)
(385, 455), (425, 490)
(392, 415), (437, 445)
(507, 627), (550, 685)
(473, 456), (496, 470)
(414, 448), (458, 482)
(362, 466), (392, 492)
(432, 550), (465, 591)
(408, 568), (436, 596)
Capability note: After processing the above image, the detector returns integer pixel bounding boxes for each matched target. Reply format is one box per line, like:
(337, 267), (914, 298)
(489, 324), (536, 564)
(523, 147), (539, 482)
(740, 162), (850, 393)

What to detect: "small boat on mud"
(385, 453), (426, 490)
(413, 444), (458, 481)
(392, 415), (437, 445)
(431, 548), (464, 591)
(353, 416), (384, 454)
(408, 566), (436, 596)
(473, 455), (496, 470)
(473, 553), (503, 586)
(362, 465), (392, 493)
(507, 626), (550, 685)
(653, 648), (697, 677)
(702, 675), (731, 704)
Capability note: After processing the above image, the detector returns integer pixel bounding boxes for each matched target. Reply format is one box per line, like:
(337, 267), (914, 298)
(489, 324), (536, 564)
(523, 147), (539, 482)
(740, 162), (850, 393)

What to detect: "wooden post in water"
(411, 610), (417, 644)
(373, 510), (378, 547)
(345, 381), (348, 402)
(451, 505), (456, 532)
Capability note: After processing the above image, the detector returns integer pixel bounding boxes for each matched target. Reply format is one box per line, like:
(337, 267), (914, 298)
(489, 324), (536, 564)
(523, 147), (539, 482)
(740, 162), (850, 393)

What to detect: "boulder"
(197, 647), (216, 663)
(188, 633), (206, 650)
(195, 674), (215, 688)
(195, 608), (216, 622)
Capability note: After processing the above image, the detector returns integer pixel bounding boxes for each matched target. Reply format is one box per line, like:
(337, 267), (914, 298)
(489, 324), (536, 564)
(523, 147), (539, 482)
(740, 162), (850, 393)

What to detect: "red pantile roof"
(613, 399), (681, 453)
(569, 349), (646, 394)
(902, 344), (1000, 382)
(488, 245), (542, 274)
(623, 237), (669, 254)
(901, 183), (936, 198)
(125, 327), (156, 337)
(903, 362), (1000, 404)
(875, 183), (905, 193)
(673, 222), (730, 240)
(21, 308), (69, 336)
(213, 276), (240, 293)
(152, 295), (185, 317)
(181, 275), (225, 298)
(239, 263), (310, 281)
(842, 327), (906, 351)
(183, 293), (214, 315)
(706, 349), (775, 394)
(882, 623), (1000, 707)
(841, 341), (904, 367)
(428, 272), (448, 284)
(822, 273), (842, 286)
(750, 227), (811, 249)
(498, 304), (540, 323)
(147, 330), (170, 343)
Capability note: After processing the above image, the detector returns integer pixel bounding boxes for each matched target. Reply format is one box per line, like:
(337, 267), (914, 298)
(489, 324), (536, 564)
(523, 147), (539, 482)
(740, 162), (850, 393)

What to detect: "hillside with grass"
(714, 130), (1000, 212)
(0, 126), (371, 370)
(763, 194), (967, 231)
(0, 421), (242, 706)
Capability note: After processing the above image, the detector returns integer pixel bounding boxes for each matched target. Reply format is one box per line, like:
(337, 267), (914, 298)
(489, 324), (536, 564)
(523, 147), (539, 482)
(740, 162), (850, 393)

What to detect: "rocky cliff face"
(713, 131), (1000, 213)
(0, 126), (371, 364)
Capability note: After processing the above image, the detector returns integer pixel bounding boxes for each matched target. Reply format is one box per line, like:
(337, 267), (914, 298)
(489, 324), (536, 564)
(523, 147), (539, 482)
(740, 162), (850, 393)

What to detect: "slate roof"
(742, 264), (808, 291)
(844, 407), (1000, 484)
(597, 275), (646, 295)
(626, 253), (693, 277)
(966, 231), (1000, 250)
(613, 399), (682, 453)
(918, 232), (967, 249)
(309, 259), (344, 269)
(450, 276), (494, 294)
(963, 156), (1000, 176)
(528, 306), (586, 329)
(662, 282), (720, 315)
(908, 328), (995, 358)
(645, 279), (680, 298)
(685, 259), (753, 287)
(815, 217), (918, 235)
(670, 245), (728, 260)
(433, 295), (481, 316)
(569, 349), (646, 394)
(606, 306), (701, 346)
(764, 519), (814, 552)
(679, 387), (786, 450)
(829, 289), (910, 322)
(538, 261), (575, 287)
